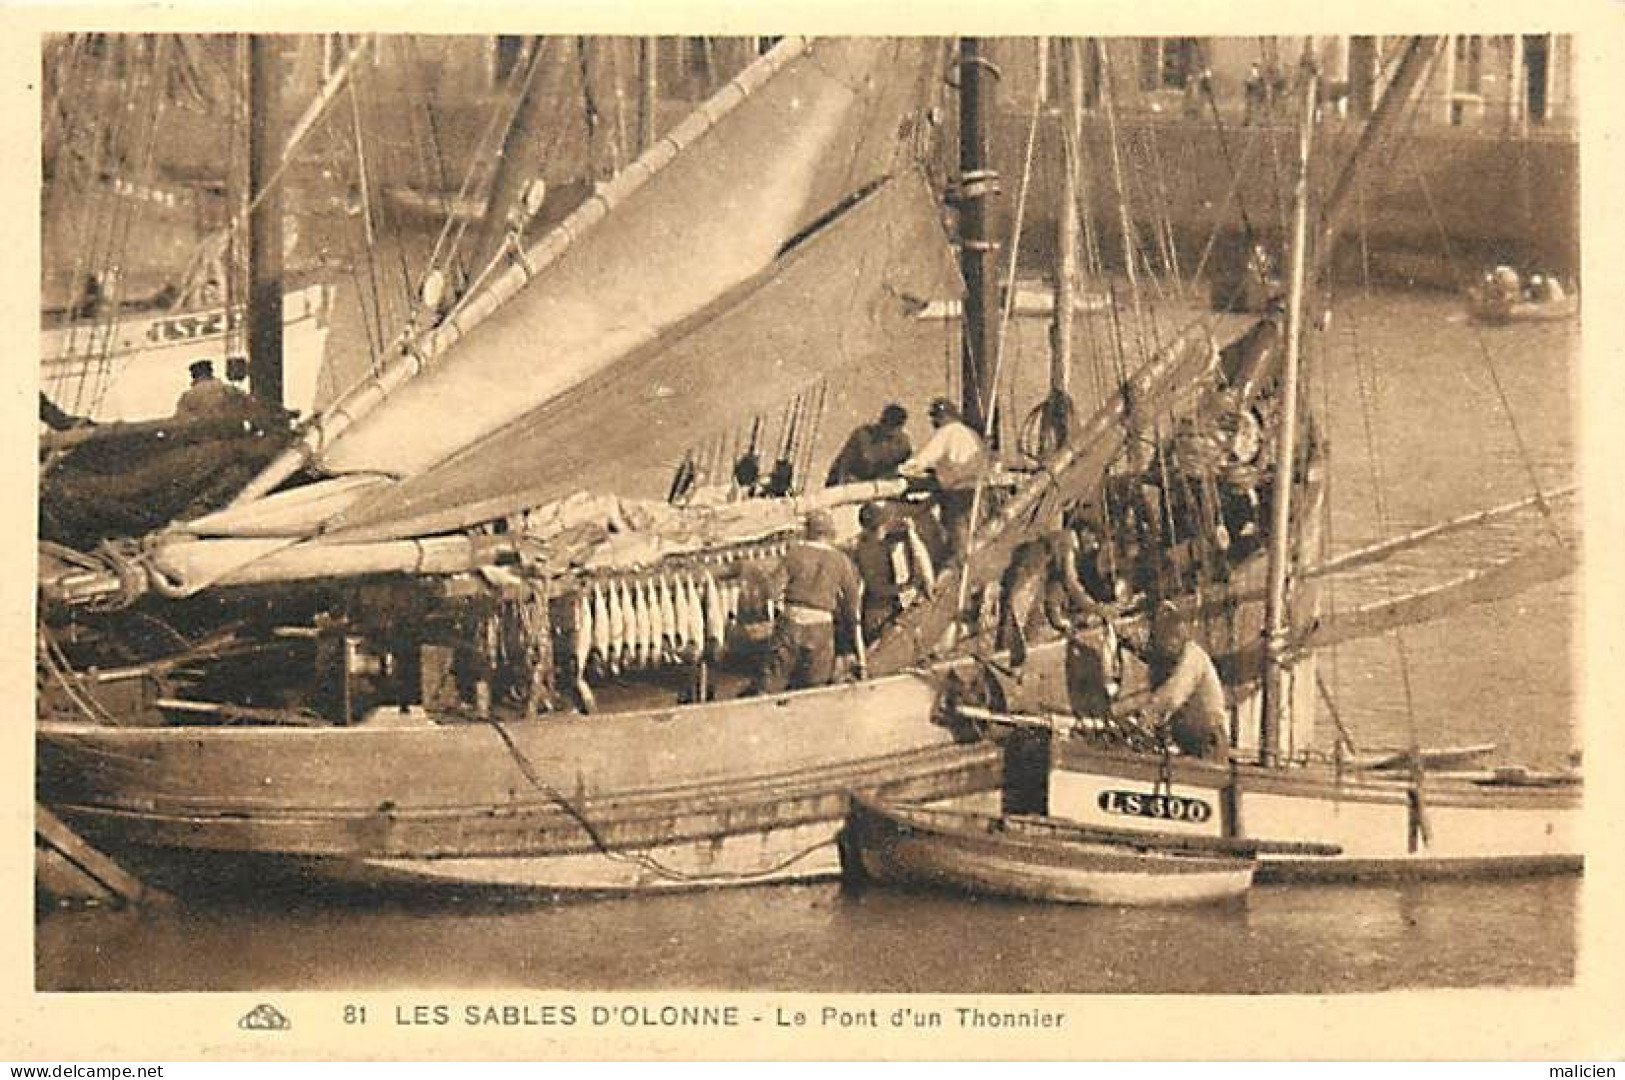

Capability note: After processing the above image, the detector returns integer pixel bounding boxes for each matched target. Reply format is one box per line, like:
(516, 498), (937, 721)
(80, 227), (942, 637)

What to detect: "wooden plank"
(1006, 813), (1342, 857)
(35, 803), (164, 906)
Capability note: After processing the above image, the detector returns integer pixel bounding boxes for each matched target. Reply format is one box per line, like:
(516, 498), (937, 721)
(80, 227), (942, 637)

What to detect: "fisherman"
(899, 397), (988, 558)
(1490, 265), (1522, 305)
(173, 358), (250, 423)
(825, 403), (912, 486)
(850, 501), (935, 641)
(1110, 603), (1229, 760)
(750, 509), (866, 693)
(998, 503), (1106, 667)
(1243, 62), (1266, 125)
(852, 503), (906, 641)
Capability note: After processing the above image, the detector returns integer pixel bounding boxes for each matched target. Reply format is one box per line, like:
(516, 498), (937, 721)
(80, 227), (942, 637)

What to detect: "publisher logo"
(239, 1003), (291, 1032)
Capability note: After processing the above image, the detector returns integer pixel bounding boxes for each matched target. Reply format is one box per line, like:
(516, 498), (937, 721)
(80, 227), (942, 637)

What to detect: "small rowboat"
(1465, 287), (1578, 325)
(843, 797), (1256, 907)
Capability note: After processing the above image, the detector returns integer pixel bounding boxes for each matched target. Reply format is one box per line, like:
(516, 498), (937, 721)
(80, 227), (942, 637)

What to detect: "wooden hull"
(1043, 737), (1581, 883)
(40, 283), (333, 423)
(38, 672), (1003, 896)
(846, 798), (1255, 906)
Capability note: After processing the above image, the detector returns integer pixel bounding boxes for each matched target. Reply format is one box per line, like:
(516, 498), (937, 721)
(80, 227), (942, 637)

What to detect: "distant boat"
(843, 796), (1257, 906)
(1464, 276), (1579, 325)
(41, 282), (334, 424)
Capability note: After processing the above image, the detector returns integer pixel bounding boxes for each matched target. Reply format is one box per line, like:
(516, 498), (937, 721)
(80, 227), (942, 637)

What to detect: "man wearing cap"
(173, 359), (250, 423)
(825, 404), (912, 487)
(899, 397), (988, 557)
(751, 509), (866, 693)
(1110, 604), (1229, 760)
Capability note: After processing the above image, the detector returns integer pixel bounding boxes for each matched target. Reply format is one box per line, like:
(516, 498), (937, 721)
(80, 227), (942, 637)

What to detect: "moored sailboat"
(36, 34), (1578, 903)
(961, 41), (1581, 882)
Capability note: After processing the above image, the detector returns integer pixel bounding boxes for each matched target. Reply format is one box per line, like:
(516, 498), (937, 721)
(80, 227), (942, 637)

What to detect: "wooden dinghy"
(1465, 287), (1578, 325)
(1347, 743), (1497, 772)
(844, 797), (1256, 907)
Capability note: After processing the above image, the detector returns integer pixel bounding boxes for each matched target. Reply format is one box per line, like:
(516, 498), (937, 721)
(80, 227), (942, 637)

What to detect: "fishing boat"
(35, 37), (1094, 898)
(843, 796), (1257, 906)
(41, 281), (334, 425)
(40, 35), (339, 425)
(35, 35), (1579, 902)
(938, 40), (1582, 883)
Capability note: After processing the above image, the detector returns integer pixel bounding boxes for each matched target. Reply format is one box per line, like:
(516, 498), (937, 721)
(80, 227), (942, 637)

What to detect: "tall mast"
(956, 37), (999, 436)
(246, 34), (284, 410)
(1255, 37), (1437, 763)
(638, 37), (659, 151)
(1049, 38), (1083, 405)
(1259, 67), (1317, 766)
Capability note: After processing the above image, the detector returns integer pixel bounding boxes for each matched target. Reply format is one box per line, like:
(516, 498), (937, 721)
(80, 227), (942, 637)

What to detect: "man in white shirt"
(899, 397), (987, 557)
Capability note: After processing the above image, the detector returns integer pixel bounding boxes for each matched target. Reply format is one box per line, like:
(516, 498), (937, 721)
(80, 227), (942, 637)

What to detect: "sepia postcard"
(7, 0), (1624, 1063)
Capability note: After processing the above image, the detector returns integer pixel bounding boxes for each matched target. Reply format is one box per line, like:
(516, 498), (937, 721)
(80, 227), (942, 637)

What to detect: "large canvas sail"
(322, 170), (957, 542)
(221, 38), (949, 541)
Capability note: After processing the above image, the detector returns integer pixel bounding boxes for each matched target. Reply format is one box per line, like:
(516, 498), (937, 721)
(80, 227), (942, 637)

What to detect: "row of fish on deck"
(570, 565), (752, 678)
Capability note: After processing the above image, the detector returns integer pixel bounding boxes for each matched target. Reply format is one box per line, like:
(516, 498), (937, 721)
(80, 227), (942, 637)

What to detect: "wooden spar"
(1304, 485), (1575, 581)
(247, 34), (284, 410)
(1300, 541), (1576, 652)
(468, 37), (551, 284)
(1315, 37), (1441, 278)
(280, 37), (372, 173)
(1050, 38), (1082, 404)
(1260, 69), (1317, 767)
(956, 37), (998, 436)
(639, 37), (659, 151)
(1164, 485), (1577, 624)
(40, 478), (911, 607)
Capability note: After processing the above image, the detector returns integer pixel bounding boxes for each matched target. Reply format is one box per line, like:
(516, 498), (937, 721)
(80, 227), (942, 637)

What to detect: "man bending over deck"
(1111, 603), (1229, 760)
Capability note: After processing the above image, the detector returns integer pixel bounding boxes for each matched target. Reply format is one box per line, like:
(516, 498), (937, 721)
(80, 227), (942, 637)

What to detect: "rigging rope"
(482, 715), (837, 885)
(1346, 285), (1425, 776)
(1396, 122), (1568, 547)
(1094, 41), (1151, 364)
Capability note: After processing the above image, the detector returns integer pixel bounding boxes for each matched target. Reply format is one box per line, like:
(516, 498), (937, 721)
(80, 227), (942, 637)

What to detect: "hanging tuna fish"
(589, 583), (610, 675)
(573, 590), (593, 682)
(630, 578), (649, 668)
(681, 575), (704, 661)
(657, 573), (678, 661)
(639, 579), (659, 667)
(605, 580), (626, 674)
(703, 572), (725, 658)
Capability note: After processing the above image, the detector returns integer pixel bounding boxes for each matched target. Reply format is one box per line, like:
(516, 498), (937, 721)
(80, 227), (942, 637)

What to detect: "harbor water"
(36, 288), (1581, 993)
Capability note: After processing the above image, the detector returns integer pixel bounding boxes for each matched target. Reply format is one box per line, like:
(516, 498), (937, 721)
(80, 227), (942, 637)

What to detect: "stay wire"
(1399, 125), (1567, 547)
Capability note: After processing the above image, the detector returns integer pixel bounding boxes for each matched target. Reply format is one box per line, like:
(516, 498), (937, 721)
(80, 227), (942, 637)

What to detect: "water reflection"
(39, 874), (1576, 993)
